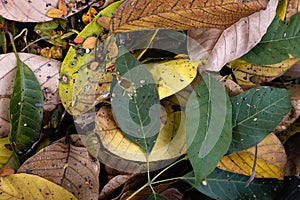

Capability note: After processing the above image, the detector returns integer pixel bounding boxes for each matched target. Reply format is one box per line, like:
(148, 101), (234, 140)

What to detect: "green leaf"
(242, 13), (300, 65)
(185, 72), (232, 183)
(111, 46), (161, 154)
(229, 86), (291, 154)
(9, 35), (43, 161)
(183, 169), (284, 200)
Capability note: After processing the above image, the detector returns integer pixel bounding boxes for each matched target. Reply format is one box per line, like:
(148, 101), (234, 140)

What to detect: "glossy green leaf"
(183, 169), (284, 200)
(185, 72), (232, 183)
(111, 46), (161, 154)
(9, 38), (43, 161)
(242, 13), (300, 65)
(229, 86), (291, 154)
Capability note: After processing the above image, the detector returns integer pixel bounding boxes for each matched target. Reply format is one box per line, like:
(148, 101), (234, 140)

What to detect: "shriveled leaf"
(228, 58), (299, 86)
(187, 0), (277, 72)
(0, 0), (91, 22)
(144, 59), (200, 99)
(110, 0), (269, 32)
(0, 53), (60, 137)
(242, 13), (300, 65)
(111, 46), (160, 154)
(18, 135), (100, 200)
(229, 86), (291, 153)
(184, 169), (284, 200)
(284, 133), (300, 176)
(99, 175), (131, 199)
(0, 137), (13, 168)
(186, 72), (232, 182)
(0, 173), (77, 199)
(218, 133), (286, 180)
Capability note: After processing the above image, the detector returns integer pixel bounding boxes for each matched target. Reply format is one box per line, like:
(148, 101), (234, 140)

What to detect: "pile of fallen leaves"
(0, 0), (300, 199)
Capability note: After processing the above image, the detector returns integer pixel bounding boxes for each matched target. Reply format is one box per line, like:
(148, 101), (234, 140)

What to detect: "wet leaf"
(0, 137), (13, 168)
(184, 169), (284, 200)
(242, 13), (300, 65)
(144, 59), (200, 99)
(18, 135), (100, 200)
(186, 72), (232, 183)
(0, 173), (77, 199)
(0, 0), (91, 22)
(187, 0), (277, 72)
(218, 133), (286, 180)
(110, 0), (269, 32)
(229, 86), (291, 153)
(0, 53), (61, 138)
(228, 58), (299, 87)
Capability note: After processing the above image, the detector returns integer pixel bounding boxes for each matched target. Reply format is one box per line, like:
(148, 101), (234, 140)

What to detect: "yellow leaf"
(228, 58), (299, 87)
(110, 0), (269, 32)
(276, 0), (288, 20)
(218, 133), (286, 180)
(46, 8), (64, 19)
(0, 137), (13, 168)
(0, 173), (77, 199)
(145, 59), (200, 99)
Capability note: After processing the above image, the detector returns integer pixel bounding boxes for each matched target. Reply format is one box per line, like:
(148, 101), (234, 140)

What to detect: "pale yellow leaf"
(0, 173), (77, 199)
(187, 0), (277, 72)
(218, 133), (287, 180)
(46, 8), (63, 18)
(0, 53), (60, 137)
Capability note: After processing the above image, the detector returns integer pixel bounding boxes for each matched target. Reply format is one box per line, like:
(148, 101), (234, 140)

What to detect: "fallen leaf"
(228, 58), (299, 87)
(222, 76), (244, 97)
(284, 133), (300, 176)
(0, 53), (61, 137)
(97, 16), (111, 29)
(218, 133), (287, 180)
(187, 0), (277, 72)
(0, 137), (13, 168)
(0, 168), (14, 177)
(99, 175), (131, 199)
(74, 36), (85, 44)
(58, 0), (68, 16)
(0, 173), (77, 199)
(110, 0), (269, 32)
(46, 8), (64, 18)
(82, 36), (98, 49)
(160, 188), (183, 200)
(18, 135), (100, 200)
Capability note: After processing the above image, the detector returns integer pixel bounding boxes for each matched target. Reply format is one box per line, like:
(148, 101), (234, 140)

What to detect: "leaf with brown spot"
(110, 0), (270, 33)
(17, 135), (100, 200)
(218, 133), (287, 180)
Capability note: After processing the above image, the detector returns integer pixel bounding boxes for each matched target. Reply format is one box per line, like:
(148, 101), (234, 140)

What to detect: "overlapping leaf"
(242, 13), (300, 65)
(186, 72), (232, 182)
(187, 0), (277, 71)
(110, 0), (269, 32)
(218, 133), (287, 180)
(184, 169), (284, 200)
(0, 173), (77, 199)
(229, 86), (291, 153)
(18, 135), (100, 200)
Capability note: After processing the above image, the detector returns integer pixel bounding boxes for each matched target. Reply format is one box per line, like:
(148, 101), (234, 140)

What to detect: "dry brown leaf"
(187, 0), (277, 72)
(110, 0), (269, 33)
(97, 15), (112, 29)
(0, 168), (15, 177)
(160, 188), (183, 200)
(82, 36), (98, 49)
(99, 175), (132, 199)
(284, 60), (300, 80)
(284, 133), (300, 176)
(0, 0), (90, 22)
(18, 135), (100, 200)
(0, 53), (60, 138)
(58, 0), (68, 16)
(218, 133), (287, 180)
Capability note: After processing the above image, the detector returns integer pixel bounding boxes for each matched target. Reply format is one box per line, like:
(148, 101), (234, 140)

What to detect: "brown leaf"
(99, 175), (132, 199)
(58, 0), (68, 16)
(0, 168), (15, 177)
(284, 133), (300, 176)
(160, 188), (183, 200)
(0, 53), (60, 138)
(187, 0), (277, 71)
(18, 135), (100, 200)
(110, 0), (269, 33)
(82, 36), (98, 49)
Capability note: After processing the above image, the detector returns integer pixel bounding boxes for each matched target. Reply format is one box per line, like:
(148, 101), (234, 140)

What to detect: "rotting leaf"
(187, 0), (277, 72)
(110, 0), (269, 32)
(186, 72), (232, 183)
(218, 133), (287, 180)
(229, 86), (291, 154)
(18, 135), (100, 200)
(0, 173), (77, 199)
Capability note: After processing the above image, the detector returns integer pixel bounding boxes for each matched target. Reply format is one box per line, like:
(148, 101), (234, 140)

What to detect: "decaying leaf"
(0, 0), (91, 22)
(284, 133), (300, 176)
(99, 174), (132, 199)
(218, 133), (287, 180)
(187, 0), (277, 72)
(0, 53), (60, 138)
(228, 58), (299, 87)
(0, 173), (77, 199)
(110, 0), (270, 32)
(18, 135), (100, 200)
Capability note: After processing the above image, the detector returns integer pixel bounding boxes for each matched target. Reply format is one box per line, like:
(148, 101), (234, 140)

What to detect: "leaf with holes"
(185, 72), (232, 183)
(229, 86), (291, 154)
(111, 46), (161, 154)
